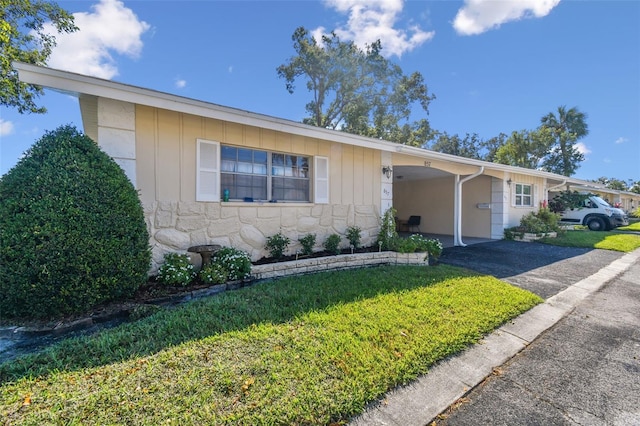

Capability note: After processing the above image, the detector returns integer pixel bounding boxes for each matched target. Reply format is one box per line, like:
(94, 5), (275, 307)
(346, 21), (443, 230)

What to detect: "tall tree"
(428, 132), (483, 159)
(0, 0), (77, 113)
(494, 128), (555, 169)
(539, 106), (588, 176)
(277, 27), (435, 146)
(480, 132), (508, 162)
(428, 131), (507, 162)
(593, 177), (629, 191)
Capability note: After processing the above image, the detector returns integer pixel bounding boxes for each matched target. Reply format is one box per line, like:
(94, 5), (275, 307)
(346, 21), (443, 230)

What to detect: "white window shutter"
(533, 184), (538, 208)
(314, 156), (329, 204)
(196, 139), (220, 202)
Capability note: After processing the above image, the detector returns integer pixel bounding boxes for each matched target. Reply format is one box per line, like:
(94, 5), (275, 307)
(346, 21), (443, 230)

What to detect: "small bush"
(346, 226), (362, 249)
(324, 234), (342, 255)
(0, 125), (150, 319)
(158, 253), (195, 286)
(391, 234), (442, 260)
(392, 237), (417, 253)
(630, 207), (640, 219)
(265, 232), (291, 259)
(298, 234), (316, 256)
(425, 238), (443, 260)
(213, 247), (251, 280)
(505, 207), (562, 239)
(199, 262), (229, 285)
(520, 208), (561, 234)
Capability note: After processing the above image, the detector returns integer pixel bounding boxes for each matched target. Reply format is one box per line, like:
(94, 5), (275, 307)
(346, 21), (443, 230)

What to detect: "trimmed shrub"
(519, 208), (561, 234)
(504, 207), (562, 239)
(265, 232), (291, 259)
(158, 253), (195, 286)
(298, 233), (316, 256)
(213, 247), (251, 280)
(199, 262), (228, 285)
(346, 226), (362, 249)
(323, 234), (342, 255)
(0, 125), (150, 319)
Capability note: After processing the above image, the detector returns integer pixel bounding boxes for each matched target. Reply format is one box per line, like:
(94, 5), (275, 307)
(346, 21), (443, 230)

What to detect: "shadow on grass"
(0, 264), (476, 383)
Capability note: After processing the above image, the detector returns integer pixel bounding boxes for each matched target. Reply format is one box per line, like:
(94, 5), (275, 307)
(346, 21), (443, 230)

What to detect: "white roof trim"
(14, 62), (590, 185)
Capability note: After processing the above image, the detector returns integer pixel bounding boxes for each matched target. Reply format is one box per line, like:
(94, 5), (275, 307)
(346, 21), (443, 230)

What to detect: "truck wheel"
(587, 217), (605, 231)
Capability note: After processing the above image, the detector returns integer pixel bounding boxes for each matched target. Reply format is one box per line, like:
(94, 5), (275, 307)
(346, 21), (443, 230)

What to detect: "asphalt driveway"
(438, 240), (624, 299)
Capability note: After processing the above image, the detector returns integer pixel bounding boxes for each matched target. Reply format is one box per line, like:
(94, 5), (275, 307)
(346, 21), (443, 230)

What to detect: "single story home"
(14, 63), (640, 271)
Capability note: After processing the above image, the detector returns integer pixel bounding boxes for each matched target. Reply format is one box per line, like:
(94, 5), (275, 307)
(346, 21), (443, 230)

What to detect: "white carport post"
(453, 167), (484, 247)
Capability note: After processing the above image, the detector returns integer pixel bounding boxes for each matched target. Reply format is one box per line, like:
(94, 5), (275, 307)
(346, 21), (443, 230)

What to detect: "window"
(514, 183), (533, 207)
(221, 146), (269, 201)
(197, 140), (327, 203)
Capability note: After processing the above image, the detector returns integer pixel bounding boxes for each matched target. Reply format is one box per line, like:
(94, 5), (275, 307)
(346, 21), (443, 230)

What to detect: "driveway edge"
(350, 247), (640, 426)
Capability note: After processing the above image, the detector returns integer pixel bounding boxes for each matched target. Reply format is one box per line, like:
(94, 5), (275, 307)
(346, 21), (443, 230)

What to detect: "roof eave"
(13, 62), (585, 185)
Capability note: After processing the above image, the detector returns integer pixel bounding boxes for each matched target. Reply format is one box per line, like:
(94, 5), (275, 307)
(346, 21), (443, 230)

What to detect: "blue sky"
(1, 0), (639, 183)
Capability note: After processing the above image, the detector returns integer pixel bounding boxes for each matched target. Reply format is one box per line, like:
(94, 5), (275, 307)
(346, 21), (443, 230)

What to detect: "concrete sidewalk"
(350, 245), (640, 425)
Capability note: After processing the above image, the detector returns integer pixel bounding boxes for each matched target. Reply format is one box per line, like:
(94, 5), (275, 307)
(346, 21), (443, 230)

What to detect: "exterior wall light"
(382, 166), (393, 179)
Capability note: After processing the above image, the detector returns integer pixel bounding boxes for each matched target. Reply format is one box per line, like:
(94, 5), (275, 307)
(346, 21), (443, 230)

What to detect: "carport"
(391, 163), (497, 247)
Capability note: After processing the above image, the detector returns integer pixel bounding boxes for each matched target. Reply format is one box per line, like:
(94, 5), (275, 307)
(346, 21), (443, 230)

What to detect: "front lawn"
(1, 265), (541, 425)
(617, 222), (640, 232)
(541, 230), (640, 252)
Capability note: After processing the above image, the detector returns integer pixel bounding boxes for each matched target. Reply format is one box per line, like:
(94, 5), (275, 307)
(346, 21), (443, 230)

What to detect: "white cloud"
(453, 0), (561, 36)
(175, 78), (187, 89)
(43, 0), (150, 79)
(0, 119), (15, 137)
(614, 137), (628, 144)
(575, 142), (591, 155)
(321, 0), (434, 57)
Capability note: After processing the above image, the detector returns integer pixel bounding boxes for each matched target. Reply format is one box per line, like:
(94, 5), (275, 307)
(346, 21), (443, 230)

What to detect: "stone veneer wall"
(144, 201), (381, 273)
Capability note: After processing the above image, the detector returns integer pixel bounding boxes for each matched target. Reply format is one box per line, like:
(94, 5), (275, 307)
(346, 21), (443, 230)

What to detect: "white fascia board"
(14, 62), (580, 185)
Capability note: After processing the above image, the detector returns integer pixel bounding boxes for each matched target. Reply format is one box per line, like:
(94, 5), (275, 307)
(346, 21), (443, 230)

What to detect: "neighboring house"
(14, 63), (640, 271)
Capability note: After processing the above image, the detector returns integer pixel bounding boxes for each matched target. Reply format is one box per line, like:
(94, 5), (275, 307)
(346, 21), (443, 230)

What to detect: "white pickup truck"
(558, 194), (629, 231)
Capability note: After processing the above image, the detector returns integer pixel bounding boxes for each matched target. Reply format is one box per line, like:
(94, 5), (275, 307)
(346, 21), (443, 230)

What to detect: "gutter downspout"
(454, 167), (485, 247)
(547, 179), (568, 193)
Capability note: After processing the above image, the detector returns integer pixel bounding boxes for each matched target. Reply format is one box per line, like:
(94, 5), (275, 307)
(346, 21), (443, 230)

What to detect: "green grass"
(541, 229), (640, 252)
(0, 265), (541, 425)
(617, 221), (640, 232)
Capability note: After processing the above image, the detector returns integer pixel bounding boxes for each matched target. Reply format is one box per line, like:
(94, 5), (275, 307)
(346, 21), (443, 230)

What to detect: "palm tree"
(539, 106), (588, 176)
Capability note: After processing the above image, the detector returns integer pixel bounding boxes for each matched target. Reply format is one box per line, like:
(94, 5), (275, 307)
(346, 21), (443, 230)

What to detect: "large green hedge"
(0, 125), (151, 319)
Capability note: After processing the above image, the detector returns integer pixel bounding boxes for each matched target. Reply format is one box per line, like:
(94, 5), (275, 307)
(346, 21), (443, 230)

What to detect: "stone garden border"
(251, 251), (429, 280)
(512, 232), (557, 243)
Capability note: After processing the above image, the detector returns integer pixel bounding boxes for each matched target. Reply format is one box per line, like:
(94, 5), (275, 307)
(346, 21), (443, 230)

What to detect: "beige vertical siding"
(393, 174), (493, 238)
(505, 173), (547, 227)
(461, 176), (492, 238)
(393, 176), (455, 235)
(134, 106), (383, 269)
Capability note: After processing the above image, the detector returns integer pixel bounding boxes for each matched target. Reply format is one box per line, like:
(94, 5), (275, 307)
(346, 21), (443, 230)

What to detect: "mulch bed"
(5, 246), (380, 333)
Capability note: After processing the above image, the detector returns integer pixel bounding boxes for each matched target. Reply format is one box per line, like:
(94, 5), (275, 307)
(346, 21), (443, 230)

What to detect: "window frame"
(197, 140), (328, 204)
(513, 182), (534, 207)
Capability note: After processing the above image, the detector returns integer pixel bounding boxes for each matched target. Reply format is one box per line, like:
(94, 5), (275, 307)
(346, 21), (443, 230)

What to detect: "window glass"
(514, 183), (533, 206)
(220, 145), (310, 202)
